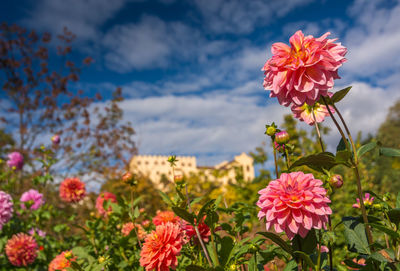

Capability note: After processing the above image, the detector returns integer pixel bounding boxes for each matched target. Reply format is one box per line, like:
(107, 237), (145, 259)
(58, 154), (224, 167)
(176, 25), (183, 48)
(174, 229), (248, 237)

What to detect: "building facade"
(129, 152), (254, 188)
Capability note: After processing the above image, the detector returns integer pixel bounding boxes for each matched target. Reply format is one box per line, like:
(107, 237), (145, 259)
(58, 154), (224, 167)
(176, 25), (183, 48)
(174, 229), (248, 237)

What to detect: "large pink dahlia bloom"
(262, 30), (347, 106)
(140, 222), (183, 271)
(0, 190), (13, 230)
(20, 189), (45, 210)
(5, 233), (38, 266)
(257, 172), (332, 239)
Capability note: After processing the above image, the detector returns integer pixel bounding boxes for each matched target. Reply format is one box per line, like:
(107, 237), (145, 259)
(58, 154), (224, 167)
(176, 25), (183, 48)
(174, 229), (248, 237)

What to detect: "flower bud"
(51, 134), (60, 145)
(275, 131), (289, 144)
(328, 174), (343, 189)
(98, 256), (106, 263)
(274, 142), (285, 153)
(266, 126), (276, 136)
(122, 172), (137, 186)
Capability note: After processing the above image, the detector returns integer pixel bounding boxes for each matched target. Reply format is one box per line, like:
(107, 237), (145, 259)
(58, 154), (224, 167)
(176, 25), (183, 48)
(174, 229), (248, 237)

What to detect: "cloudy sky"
(3, 0), (400, 166)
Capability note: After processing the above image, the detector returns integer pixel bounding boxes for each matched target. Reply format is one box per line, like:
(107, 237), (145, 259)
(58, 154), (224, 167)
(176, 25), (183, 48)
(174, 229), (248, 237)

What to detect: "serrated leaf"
(289, 152), (338, 172)
(379, 147), (400, 157)
(257, 232), (293, 256)
(172, 206), (195, 224)
(342, 217), (370, 254)
(332, 86), (352, 103)
(357, 142), (377, 158)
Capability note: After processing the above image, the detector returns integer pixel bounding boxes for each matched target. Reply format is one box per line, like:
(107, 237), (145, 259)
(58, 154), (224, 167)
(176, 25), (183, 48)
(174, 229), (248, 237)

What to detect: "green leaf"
(397, 192), (400, 208)
(289, 152), (338, 172)
(357, 142), (377, 158)
(283, 260), (298, 271)
(336, 138), (348, 152)
(198, 199), (216, 220)
(332, 86), (352, 103)
(257, 232), (293, 256)
(388, 208), (400, 226)
(379, 147), (400, 157)
(335, 150), (352, 166)
(342, 217), (371, 254)
(370, 223), (400, 238)
(133, 206), (140, 218)
(293, 251), (315, 270)
(158, 191), (174, 206)
(220, 236), (234, 266)
(190, 196), (203, 207)
(292, 229), (317, 254)
(172, 207), (195, 224)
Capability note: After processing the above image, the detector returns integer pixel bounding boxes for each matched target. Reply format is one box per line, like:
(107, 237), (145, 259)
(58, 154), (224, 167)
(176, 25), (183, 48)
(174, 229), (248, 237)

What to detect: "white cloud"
(192, 0), (315, 34)
(21, 0), (131, 41)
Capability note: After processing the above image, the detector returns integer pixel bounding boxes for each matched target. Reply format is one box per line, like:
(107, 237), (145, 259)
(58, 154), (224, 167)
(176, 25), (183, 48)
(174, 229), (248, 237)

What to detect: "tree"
(0, 23), (136, 183)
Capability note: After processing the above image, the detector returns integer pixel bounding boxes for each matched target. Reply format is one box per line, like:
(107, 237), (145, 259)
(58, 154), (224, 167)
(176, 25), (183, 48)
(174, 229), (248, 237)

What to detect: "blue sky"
(2, 0), (400, 166)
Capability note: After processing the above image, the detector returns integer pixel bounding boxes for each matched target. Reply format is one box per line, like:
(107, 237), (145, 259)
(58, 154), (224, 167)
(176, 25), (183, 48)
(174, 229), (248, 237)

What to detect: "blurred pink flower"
(121, 222), (147, 239)
(28, 227), (46, 237)
(291, 102), (335, 125)
(181, 216), (211, 244)
(0, 191), (13, 230)
(7, 152), (24, 170)
(96, 192), (117, 217)
(51, 134), (61, 145)
(20, 189), (44, 210)
(5, 233), (38, 266)
(59, 177), (86, 203)
(257, 172), (332, 239)
(140, 222), (183, 271)
(352, 193), (374, 209)
(262, 30), (347, 106)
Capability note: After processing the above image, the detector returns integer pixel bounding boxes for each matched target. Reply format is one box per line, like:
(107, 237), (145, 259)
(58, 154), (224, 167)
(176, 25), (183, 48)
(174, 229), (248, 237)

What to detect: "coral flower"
(262, 30), (347, 106)
(140, 222), (183, 271)
(352, 193), (374, 209)
(7, 152), (24, 170)
(291, 102), (335, 125)
(96, 192), (117, 217)
(48, 250), (77, 271)
(152, 210), (181, 226)
(121, 222), (147, 239)
(0, 191), (13, 230)
(20, 189), (45, 210)
(181, 217), (211, 243)
(5, 233), (38, 266)
(257, 172), (332, 239)
(59, 177), (86, 203)
(343, 258), (366, 270)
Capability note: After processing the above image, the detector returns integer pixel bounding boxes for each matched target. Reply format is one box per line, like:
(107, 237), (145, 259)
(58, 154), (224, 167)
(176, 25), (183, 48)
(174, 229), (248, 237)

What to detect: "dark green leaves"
(257, 232), (293, 256)
(379, 147), (400, 157)
(357, 142), (377, 158)
(331, 86), (352, 103)
(289, 152), (337, 172)
(342, 217), (370, 255)
(291, 230), (317, 254)
(172, 206), (195, 224)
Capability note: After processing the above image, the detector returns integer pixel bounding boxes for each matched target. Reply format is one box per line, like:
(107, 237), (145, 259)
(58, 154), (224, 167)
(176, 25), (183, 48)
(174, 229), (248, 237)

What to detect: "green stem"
(284, 148), (291, 170)
(272, 139), (279, 178)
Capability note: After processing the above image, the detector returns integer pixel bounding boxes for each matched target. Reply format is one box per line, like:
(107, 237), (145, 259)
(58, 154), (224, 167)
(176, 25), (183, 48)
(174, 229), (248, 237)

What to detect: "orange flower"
(49, 250), (77, 271)
(140, 222), (183, 271)
(152, 210), (180, 226)
(59, 177), (86, 203)
(121, 222), (147, 239)
(5, 233), (38, 266)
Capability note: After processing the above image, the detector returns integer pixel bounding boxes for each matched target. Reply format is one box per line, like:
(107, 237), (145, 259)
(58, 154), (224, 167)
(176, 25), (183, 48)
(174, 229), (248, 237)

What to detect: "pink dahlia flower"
(96, 192), (117, 217)
(7, 151), (24, 170)
(352, 193), (374, 209)
(0, 191), (13, 230)
(59, 177), (86, 203)
(291, 102), (335, 125)
(262, 30), (347, 106)
(152, 210), (181, 226)
(140, 222), (183, 271)
(28, 227), (46, 237)
(48, 250), (77, 271)
(5, 233), (38, 266)
(121, 222), (147, 239)
(20, 189), (45, 210)
(257, 172), (332, 239)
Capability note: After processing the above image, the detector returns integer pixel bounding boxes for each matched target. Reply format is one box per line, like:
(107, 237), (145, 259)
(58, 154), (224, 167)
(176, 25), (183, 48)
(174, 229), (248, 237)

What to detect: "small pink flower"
(20, 189), (45, 210)
(7, 152), (24, 170)
(262, 30), (347, 106)
(317, 244), (329, 253)
(0, 191), (13, 230)
(96, 192), (117, 217)
(291, 102), (335, 125)
(257, 172), (332, 239)
(352, 193), (374, 209)
(5, 233), (38, 266)
(28, 228), (46, 237)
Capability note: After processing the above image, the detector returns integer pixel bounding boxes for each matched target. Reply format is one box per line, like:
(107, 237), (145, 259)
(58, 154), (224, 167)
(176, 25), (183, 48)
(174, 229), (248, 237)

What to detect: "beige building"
(129, 152), (254, 188)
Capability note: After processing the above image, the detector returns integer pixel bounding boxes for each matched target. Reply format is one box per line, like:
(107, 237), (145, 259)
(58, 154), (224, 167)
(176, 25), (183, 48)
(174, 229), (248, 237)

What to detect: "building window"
(154, 161), (158, 165)
(246, 165), (250, 172)
(137, 161), (141, 165)
(156, 171), (159, 175)
(188, 163), (192, 167)
(181, 162), (185, 166)
(145, 161), (149, 165)
(161, 161), (165, 165)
